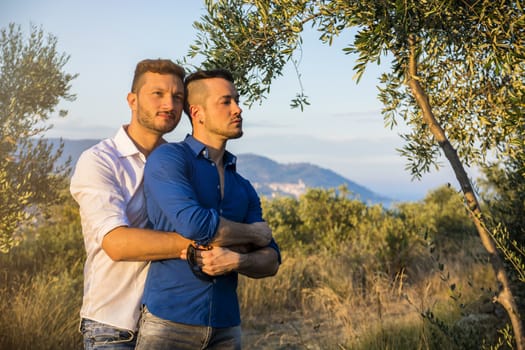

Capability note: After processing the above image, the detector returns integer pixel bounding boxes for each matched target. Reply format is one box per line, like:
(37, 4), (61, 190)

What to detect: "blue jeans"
(80, 318), (136, 350)
(135, 307), (241, 350)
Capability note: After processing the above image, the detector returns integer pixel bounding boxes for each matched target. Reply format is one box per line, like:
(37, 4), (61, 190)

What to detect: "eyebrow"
(147, 85), (182, 91)
(146, 85), (167, 91)
(219, 94), (239, 100)
(147, 86), (184, 96)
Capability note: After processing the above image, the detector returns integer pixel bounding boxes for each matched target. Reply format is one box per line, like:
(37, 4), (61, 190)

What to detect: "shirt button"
(211, 163), (215, 167)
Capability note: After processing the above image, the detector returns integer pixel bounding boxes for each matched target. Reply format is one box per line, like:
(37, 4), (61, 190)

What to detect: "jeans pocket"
(81, 319), (135, 349)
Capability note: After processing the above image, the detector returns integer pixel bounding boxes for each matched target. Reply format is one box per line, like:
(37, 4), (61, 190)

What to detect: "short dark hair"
(183, 69), (234, 117)
(131, 59), (185, 93)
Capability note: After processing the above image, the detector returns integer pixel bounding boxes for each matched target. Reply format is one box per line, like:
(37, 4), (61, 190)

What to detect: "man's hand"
(199, 247), (240, 276)
(180, 246), (240, 276)
(180, 243), (252, 261)
(182, 245), (279, 279)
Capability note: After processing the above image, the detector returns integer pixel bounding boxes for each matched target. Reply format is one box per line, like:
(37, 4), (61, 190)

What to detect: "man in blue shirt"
(136, 69), (281, 350)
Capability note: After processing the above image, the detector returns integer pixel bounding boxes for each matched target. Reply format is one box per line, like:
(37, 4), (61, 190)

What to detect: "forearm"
(197, 246), (279, 278)
(235, 247), (280, 279)
(212, 218), (272, 247)
(102, 226), (191, 261)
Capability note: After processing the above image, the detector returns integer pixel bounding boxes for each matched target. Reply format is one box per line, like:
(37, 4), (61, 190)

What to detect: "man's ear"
(189, 104), (203, 124)
(127, 92), (137, 111)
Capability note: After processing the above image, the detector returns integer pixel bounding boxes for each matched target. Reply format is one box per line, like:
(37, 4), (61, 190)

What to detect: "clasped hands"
(181, 222), (272, 279)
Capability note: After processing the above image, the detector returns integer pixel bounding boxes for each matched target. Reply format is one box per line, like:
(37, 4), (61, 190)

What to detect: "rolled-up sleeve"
(144, 143), (219, 244)
(241, 177), (281, 263)
(242, 178), (263, 224)
(70, 150), (130, 246)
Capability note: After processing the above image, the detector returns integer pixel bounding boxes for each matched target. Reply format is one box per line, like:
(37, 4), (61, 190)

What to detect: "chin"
(163, 121), (180, 133)
(230, 131), (243, 140)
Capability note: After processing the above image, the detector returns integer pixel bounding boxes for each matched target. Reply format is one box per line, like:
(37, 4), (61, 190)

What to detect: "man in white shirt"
(71, 59), (190, 349)
(70, 59), (273, 350)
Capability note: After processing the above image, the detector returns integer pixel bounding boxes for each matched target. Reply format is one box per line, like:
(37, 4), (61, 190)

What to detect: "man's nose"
(162, 95), (175, 110)
(233, 101), (242, 115)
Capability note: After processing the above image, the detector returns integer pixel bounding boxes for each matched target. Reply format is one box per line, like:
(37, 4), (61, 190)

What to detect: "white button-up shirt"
(70, 126), (149, 331)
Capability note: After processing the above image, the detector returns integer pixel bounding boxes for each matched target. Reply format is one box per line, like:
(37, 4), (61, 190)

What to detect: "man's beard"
(137, 108), (178, 134)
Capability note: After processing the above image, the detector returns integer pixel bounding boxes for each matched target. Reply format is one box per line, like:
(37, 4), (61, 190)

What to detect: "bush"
(0, 196), (83, 349)
(0, 185), (504, 349)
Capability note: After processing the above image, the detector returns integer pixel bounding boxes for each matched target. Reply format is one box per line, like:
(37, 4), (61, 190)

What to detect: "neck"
(126, 123), (164, 157)
(207, 146), (225, 166)
(192, 133), (226, 165)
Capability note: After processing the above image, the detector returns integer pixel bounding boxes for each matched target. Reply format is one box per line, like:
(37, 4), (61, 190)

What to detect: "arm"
(71, 148), (189, 262)
(211, 174), (273, 248)
(235, 247), (280, 278)
(200, 172), (280, 275)
(144, 144), (270, 247)
(102, 226), (191, 261)
(212, 218), (272, 248)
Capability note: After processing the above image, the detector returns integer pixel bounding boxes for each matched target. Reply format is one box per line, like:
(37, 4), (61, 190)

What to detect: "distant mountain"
(51, 138), (100, 167)
(50, 138), (393, 206)
(236, 153), (391, 205)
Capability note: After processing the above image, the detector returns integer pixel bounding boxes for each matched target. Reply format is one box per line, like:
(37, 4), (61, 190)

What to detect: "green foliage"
(297, 187), (365, 250)
(184, 0), (306, 107)
(188, 0), (524, 177)
(263, 185), (475, 278)
(261, 195), (302, 249)
(488, 324), (517, 350)
(422, 186), (477, 239)
(263, 187), (375, 253)
(422, 309), (502, 350)
(0, 23), (77, 252)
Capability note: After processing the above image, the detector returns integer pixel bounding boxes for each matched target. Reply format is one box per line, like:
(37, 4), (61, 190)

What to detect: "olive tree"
(0, 23), (76, 252)
(185, 0), (525, 347)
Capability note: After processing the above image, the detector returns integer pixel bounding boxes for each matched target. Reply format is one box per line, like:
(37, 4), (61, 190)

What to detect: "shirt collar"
(114, 125), (143, 158)
(184, 134), (237, 169)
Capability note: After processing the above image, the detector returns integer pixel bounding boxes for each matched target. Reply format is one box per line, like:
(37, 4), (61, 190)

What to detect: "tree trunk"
(406, 34), (524, 350)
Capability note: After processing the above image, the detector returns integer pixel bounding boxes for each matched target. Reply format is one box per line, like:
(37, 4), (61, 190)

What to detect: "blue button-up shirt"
(142, 134), (279, 327)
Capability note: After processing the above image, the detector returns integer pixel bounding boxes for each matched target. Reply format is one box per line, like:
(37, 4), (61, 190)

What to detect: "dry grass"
(0, 271), (83, 349)
(239, 238), (503, 350)
(0, 229), (506, 350)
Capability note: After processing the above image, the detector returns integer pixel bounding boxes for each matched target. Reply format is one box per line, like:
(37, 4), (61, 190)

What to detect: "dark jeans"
(135, 306), (241, 350)
(80, 318), (136, 350)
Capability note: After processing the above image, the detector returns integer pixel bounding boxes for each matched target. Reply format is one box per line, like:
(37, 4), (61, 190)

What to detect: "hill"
(50, 138), (393, 205)
(55, 138), (100, 167)
(235, 153), (391, 205)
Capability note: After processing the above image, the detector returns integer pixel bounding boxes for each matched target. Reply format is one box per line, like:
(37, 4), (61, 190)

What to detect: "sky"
(1, 0), (466, 201)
